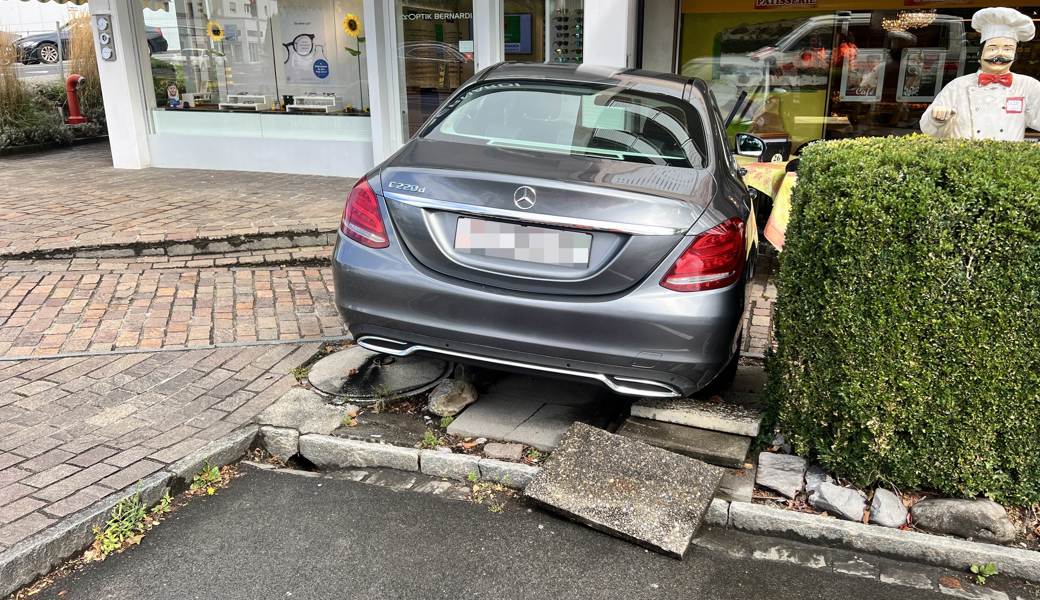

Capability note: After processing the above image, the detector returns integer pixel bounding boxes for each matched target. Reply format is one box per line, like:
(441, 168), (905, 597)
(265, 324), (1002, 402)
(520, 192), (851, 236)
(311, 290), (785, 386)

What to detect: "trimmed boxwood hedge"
(767, 135), (1040, 504)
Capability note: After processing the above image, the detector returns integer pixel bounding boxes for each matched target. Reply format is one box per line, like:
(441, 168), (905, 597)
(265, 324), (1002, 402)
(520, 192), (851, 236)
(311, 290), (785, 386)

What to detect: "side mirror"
(735, 132), (792, 163)
(735, 133), (766, 158)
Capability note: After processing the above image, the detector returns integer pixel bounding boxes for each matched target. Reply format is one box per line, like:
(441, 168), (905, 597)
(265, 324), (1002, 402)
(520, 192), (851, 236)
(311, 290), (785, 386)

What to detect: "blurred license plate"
(454, 218), (592, 267)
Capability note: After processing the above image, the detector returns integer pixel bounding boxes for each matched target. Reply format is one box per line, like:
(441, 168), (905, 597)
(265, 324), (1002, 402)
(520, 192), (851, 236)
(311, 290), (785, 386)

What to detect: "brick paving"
(741, 250), (779, 359)
(0, 259), (345, 359)
(0, 144), (345, 257)
(0, 344), (316, 551)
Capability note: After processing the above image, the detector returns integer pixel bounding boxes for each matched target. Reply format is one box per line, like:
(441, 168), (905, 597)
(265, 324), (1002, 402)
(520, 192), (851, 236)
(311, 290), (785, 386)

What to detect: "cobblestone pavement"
(0, 144), (345, 257)
(0, 343), (317, 551)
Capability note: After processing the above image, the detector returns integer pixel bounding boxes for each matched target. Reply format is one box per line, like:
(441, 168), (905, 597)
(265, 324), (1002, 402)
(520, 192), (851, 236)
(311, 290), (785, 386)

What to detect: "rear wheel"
(38, 43), (60, 64)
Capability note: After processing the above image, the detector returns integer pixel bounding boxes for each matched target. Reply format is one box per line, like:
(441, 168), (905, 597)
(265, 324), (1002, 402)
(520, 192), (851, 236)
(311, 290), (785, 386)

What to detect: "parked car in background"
(14, 25), (167, 64)
(333, 63), (757, 399)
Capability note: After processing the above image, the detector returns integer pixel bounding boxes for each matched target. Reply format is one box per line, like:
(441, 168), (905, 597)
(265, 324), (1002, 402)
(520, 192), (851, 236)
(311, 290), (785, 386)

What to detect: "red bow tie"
(979, 73), (1013, 87)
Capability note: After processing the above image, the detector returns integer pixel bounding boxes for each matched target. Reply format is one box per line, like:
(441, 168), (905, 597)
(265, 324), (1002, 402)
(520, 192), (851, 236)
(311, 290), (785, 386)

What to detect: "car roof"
(477, 63), (700, 100)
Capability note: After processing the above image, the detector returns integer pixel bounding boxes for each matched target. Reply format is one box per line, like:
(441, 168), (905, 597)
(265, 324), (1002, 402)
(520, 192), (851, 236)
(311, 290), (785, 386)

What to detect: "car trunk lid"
(378, 139), (714, 296)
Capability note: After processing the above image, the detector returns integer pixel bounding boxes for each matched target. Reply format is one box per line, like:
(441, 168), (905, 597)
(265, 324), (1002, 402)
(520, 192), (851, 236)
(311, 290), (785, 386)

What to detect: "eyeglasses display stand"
(218, 93), (268, 111)
(286, 94), (344, 113)
(551, 3), (583, 64)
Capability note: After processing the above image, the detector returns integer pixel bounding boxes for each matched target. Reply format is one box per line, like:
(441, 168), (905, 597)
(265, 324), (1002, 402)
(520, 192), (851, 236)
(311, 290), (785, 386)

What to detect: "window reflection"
(680, 7), (1040, 149)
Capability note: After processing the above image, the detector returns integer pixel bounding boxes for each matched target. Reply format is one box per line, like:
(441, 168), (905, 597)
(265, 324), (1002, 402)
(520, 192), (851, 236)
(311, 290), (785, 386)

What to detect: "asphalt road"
(34, 467), (943, 600)
(13, 62), (67, 84)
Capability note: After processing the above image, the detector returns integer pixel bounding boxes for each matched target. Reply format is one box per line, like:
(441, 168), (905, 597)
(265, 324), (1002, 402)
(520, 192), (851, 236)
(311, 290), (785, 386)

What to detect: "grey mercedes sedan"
(332, 63), (757, 398)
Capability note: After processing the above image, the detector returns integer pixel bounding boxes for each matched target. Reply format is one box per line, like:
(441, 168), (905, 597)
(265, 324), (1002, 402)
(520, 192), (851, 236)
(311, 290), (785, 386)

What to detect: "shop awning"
(11, 0), (170, 9)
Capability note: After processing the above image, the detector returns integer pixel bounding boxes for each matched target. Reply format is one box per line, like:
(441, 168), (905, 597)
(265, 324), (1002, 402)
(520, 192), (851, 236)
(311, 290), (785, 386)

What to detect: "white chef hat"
(972, 7), (1036, 43)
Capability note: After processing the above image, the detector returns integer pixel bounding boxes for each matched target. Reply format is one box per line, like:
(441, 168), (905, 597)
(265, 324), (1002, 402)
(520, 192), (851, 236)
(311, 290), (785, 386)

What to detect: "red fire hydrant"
(65, 74), (88, 125)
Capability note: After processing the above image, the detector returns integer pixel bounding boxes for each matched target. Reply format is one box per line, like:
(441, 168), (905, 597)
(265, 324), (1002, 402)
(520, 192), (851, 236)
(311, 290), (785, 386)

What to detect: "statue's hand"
(931, 106), (955, 122)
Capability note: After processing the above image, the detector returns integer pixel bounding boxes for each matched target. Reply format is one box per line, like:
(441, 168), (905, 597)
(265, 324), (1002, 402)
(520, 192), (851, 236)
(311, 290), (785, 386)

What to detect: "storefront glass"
(142, 0), (370, 116)
(397, 1), (475, 135)
(679, 1), (1040, 150)
(501, 0), (582, 64)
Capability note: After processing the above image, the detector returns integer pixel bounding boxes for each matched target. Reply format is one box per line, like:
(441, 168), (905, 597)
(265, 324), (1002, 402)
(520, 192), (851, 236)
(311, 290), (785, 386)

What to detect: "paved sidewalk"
(0, 343), (316, 552)
(0, 258), (344, 359)
(0, 144), (345, 257)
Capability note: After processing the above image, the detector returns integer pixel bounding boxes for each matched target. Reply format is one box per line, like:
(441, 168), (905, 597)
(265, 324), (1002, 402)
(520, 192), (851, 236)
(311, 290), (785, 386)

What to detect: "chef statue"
(921, 7), (1040, 141)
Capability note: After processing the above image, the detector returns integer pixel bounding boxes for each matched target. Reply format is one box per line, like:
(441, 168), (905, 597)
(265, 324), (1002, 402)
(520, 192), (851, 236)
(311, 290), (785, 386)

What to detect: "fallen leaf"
(127, 534), (144, 546)
(939, 576), (961, 589)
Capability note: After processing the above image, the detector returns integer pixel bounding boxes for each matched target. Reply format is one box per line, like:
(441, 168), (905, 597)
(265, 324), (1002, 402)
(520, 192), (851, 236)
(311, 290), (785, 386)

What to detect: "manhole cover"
(307, 346), (451, 403)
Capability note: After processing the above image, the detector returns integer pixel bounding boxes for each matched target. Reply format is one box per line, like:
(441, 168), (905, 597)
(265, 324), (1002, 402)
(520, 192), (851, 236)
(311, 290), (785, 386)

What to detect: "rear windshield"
(422, 82), (709, 169)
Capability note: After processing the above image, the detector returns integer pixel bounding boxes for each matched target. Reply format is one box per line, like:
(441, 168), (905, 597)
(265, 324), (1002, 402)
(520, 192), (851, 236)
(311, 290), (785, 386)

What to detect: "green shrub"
(767, 135), (1040, 504)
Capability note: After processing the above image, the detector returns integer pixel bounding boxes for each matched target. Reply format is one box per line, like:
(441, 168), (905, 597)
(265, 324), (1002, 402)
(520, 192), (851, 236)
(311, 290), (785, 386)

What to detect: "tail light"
(341, 177), (389, 249)
(661, 217), (745, 292)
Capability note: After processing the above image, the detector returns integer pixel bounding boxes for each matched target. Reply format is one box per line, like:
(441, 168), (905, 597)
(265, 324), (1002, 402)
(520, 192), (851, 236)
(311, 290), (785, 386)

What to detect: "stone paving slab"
(446, 375), (621, 450)
(0, 343), (317, 551)
(0, 144), (345, 258)
(525, 422), (724, 558)
(617, 417), (751, 469)
(630, 389), (763, 437)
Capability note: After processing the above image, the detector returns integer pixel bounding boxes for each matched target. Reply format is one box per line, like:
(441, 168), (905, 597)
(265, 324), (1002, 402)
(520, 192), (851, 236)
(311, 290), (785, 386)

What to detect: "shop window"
(397, 1), (476, 135)
(679, 5), (1040, 149)
(142, 0), (371, 118)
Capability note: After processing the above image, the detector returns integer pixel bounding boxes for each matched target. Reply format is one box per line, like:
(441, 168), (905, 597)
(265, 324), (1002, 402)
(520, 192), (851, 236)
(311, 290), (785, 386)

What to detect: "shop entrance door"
(396, 1), (476, 135)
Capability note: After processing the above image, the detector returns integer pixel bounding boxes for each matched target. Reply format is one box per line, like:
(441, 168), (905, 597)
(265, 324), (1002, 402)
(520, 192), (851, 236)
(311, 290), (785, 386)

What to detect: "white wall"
(582, 0), (637, 69)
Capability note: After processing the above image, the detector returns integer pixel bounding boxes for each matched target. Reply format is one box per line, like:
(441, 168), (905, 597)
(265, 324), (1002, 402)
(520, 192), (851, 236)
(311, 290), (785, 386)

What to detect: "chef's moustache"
(984, 55), (1015, 64)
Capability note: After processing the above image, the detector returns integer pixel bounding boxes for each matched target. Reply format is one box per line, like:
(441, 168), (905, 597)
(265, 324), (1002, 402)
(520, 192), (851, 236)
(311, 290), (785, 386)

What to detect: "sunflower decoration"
(342, 13), (362, 38)
(343, 12), (367, 111)
(206, 20), (226, 42)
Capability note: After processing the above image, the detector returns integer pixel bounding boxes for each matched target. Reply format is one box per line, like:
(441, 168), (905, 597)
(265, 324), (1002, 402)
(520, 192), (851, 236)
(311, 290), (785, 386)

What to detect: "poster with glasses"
(551, 6), (582, 64)
(896, 47), (946, 103)
(840, 49), (887, 102)
(279, 6), (332, 83)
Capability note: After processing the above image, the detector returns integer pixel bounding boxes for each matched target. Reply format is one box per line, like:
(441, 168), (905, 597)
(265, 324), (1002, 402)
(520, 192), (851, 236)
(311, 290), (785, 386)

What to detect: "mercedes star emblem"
(513, 186), (537, 210)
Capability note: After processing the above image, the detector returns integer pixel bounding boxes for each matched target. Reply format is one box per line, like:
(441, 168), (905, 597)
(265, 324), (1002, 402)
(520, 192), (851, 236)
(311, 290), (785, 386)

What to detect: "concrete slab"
(506, 404), (592, 451)
(446, 375), (622, 448)
(630, 398), (762, 438)
(616, 417), (751, 469)
(524, 422), (723, 559)
(446, 397), (543, 440)
(255, 387), (347, 435)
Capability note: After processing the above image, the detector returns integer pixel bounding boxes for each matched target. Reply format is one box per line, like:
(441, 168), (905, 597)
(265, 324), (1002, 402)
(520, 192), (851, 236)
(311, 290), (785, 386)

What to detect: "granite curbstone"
(0, 471), (172, 598)
(705, 498), (730, 528)
(299, 434), (419, 472)
(260, 426), (300, 462)
(477, 458), (540, 490)
(419, 450), (481, 481)
(725, 501), (1040, 583)
(165, 426), (259, 489)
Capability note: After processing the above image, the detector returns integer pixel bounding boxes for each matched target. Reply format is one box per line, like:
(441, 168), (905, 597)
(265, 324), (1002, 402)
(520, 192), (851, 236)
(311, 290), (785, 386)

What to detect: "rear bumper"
(332, 232), (746, 397)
